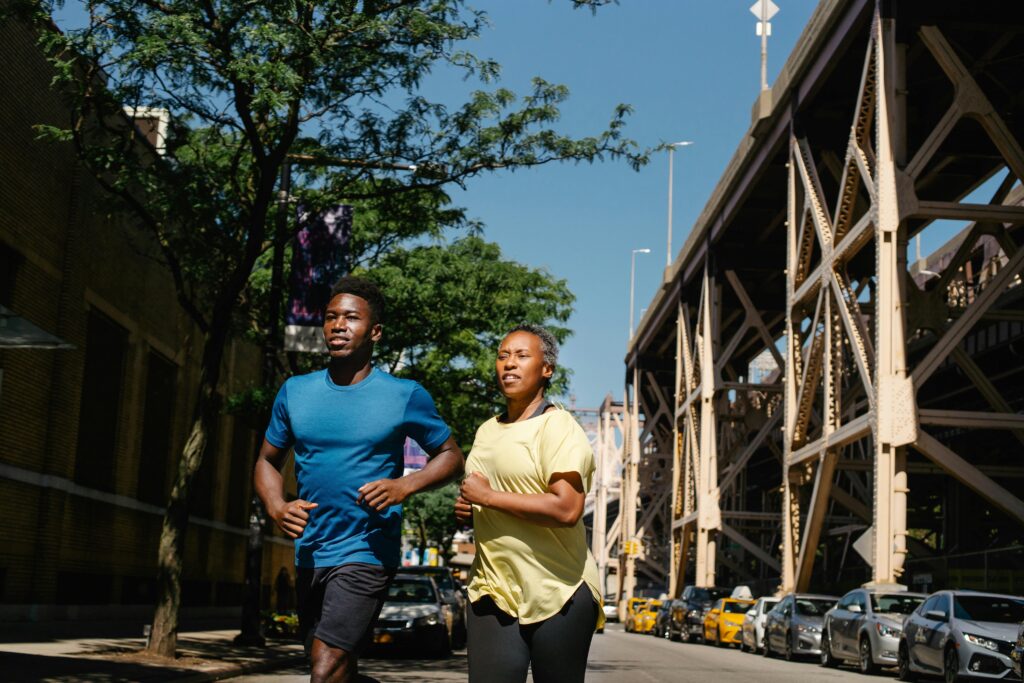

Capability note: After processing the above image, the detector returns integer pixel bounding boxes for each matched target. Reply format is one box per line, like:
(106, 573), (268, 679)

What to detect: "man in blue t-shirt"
(255, 276), (464, 683)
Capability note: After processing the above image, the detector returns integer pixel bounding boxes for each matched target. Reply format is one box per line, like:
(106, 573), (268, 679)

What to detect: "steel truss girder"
(782, 8), (1024, 592)
(637, 0), (1024, 602)
(666, 261), (785, 596)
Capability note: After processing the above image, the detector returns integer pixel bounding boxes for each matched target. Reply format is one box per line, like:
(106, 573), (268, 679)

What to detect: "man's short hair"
(329, 276), (385, 324)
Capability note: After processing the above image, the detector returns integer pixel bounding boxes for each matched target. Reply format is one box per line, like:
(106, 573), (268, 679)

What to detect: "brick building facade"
(0, 15), (296, 624)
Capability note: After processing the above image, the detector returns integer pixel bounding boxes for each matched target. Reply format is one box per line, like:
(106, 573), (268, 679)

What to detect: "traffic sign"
(750, 0), (779, 21)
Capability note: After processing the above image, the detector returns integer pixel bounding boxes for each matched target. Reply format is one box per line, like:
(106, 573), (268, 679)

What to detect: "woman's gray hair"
(508, 324), (559, 369)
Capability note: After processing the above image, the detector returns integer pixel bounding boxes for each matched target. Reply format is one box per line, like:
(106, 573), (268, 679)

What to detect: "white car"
(602, 596), (619, 623)
(741, 596), (779, 653)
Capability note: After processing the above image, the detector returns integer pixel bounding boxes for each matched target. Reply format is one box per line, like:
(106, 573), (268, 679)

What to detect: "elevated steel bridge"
(615, 0), (1024, 602)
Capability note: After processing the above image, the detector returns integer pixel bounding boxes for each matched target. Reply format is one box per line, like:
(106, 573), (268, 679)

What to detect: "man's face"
(322, 293), (381, 359)
(496, 331), (552, 399)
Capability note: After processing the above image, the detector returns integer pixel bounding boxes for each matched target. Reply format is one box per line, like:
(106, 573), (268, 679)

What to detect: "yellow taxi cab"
(703, 597), (755, 646)
(624, 597), (650, 633)
(631, 598), (662, 635)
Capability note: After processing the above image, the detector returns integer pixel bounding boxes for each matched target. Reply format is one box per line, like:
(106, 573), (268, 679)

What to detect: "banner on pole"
(285, 205), (352, 352)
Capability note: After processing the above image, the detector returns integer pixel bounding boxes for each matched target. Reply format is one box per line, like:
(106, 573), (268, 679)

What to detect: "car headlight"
(796, 624), (821, 634)
(414, 613), (440, 627)
(963, 632), (999, 652)
(875, 622), (901, 638)
(688, 609), (701, 618)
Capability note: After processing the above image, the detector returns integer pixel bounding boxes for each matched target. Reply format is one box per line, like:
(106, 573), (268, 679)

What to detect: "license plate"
(374, 633), (393, 644)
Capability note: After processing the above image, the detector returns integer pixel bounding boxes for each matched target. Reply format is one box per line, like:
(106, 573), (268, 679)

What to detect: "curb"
(173, 652), (307, 683)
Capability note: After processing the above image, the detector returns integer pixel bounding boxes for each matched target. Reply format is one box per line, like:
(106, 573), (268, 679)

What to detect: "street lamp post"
(665, 141), (693, 282)
(629, 248), (651, 341)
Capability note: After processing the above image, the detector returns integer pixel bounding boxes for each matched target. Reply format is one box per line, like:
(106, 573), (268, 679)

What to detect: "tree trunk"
(418, 520), (428, 563)
(146, 321), (230, 657)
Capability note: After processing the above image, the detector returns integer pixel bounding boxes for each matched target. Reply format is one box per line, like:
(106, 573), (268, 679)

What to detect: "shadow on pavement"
(0, 650), (200, 683)
(0, 633), (304, 682)
(359, 649), (468, 682)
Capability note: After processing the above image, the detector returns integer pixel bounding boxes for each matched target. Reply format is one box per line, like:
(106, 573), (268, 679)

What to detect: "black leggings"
(466, 583), (598, 683)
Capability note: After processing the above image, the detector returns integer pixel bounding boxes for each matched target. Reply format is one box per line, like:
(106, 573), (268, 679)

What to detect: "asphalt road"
(228, 624), (880, 682)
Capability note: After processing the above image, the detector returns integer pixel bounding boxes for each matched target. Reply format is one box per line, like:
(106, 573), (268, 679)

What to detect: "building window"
(0, 242), (23, 307)
(136, 350), (177, 505)
(74, 309), (128, 492)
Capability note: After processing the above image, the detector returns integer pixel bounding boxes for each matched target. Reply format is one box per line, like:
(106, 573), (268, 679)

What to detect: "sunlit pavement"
(227, 623), (881, 682)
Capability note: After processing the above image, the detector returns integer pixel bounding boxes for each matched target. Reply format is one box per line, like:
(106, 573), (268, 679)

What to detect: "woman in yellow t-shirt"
(455, 324), (602, 683)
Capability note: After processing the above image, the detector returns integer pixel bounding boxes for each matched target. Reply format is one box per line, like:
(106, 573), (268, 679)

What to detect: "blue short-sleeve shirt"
(265, 368), (451, 568)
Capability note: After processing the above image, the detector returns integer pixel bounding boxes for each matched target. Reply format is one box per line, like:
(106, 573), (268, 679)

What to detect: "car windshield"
(723, 602), (751, 614)
(387, 580), (436, 603)
(693, 588), (731, 603)
(953, 595), (1024, 623)
(872, 594), (924, 615)
(795, 599), (835, 616)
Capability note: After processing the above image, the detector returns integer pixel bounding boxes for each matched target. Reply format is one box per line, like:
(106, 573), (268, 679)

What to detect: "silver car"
(898, 590), (1024, 682)
(741, 596), (779, 653)
(763, 592), (838, 660)
(821, 587), (925, 674)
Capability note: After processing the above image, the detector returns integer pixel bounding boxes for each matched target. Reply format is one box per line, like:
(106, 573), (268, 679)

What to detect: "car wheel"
(897, 642), (916, 682)
(453, 621), (467, 649)
(430, 628), (451, 658)
(739, 635), (747, 653)
(859, 636), (879, 675)
(943, 647), (960, 683)
(680, 626), (691, 644)
(820, 631), (839, 668)
(784, 631), (795, 661)
(763, 632), (773, 658)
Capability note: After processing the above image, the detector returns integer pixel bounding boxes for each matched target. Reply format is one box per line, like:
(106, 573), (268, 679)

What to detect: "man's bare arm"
(357, 436), (465, 511)
(254, 437), (318, 538)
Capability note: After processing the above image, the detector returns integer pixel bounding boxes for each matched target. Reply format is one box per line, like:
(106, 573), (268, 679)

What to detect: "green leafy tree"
(17, 0), (645, 656)
(403, 483), (460, 562)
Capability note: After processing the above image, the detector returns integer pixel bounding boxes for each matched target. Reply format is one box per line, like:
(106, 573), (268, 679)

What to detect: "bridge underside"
(623, 0), (1024, 599)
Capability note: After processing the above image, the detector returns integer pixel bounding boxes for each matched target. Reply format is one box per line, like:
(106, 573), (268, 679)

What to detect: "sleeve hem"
(264, 432), (292, 449)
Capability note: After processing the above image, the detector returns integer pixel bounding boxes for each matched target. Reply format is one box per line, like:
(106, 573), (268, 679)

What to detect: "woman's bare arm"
(459, 471), (585, 528)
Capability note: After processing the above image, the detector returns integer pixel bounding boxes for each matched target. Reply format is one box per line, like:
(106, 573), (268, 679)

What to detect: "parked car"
(1012, 620), (1024, 678)
(821, 586), (925, 674)
(763, 592), (838, 660)
(654, 600), (677, 639)
(624, 597), (650, 633)
(897, 590), (1024, 682)
(670, 585), (732, 643)
(703, 597), (755, 647)
(399, 565), (467, 647)
(631, 599), (663, 635)
(741, 596), (779, 653)
(372, 574), (453, 657)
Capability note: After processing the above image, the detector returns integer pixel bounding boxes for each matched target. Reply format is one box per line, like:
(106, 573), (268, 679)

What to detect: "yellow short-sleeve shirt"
(465, 408), (604, 627)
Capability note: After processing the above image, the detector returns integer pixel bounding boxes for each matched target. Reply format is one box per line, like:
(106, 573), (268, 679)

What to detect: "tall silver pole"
(629, 248), (650, 340)
(760, 1), (769, 90)
(666, 147), (674, 270)
(629, 250), (637, 340)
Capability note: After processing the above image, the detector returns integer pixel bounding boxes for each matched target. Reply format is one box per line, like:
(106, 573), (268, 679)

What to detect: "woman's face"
(496, 331), (553, 399)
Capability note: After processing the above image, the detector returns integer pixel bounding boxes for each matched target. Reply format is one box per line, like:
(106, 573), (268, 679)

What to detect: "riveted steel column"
(871, 13), (914, 585)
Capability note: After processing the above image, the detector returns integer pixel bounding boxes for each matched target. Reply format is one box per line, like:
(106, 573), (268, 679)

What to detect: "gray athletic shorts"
(296, 563), (396, 654)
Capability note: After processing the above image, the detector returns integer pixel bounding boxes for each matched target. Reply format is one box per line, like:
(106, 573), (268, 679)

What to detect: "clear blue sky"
(55, 1), (829, 407)
(426, 0), (819, 408)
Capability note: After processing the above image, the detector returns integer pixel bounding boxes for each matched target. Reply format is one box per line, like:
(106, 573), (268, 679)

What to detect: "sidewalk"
(0, 629), (306, 682)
